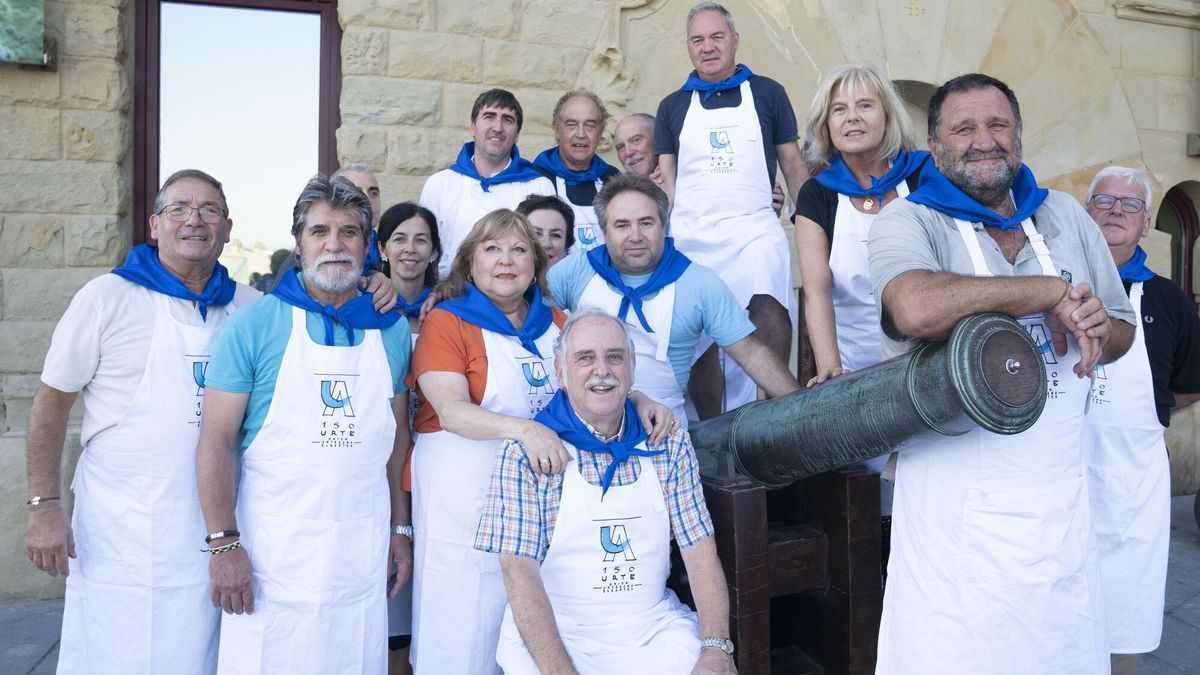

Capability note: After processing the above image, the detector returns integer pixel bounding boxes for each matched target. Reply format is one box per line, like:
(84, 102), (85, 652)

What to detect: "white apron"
(410, 322), (560, 674)
(578, 273), (687, 426)
(1083, 283), (1169, 653)
(216, 308), (396, 675)
(671, 81), (794, 412)
(877, 218), (1108, 674)
(59, 292), (225, 675)
(496, 444), (700, 673)
(829, 182), (910, 515)
(554, 174), (604, 255)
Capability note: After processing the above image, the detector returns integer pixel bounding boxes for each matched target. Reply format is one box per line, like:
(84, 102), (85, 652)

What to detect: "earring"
(381, 255), (389, 262)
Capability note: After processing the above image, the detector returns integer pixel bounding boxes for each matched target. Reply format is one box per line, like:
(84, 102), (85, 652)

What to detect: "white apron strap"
(953, 219), (993, 277)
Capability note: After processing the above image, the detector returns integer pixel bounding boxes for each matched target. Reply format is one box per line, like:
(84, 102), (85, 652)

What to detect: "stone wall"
(0, 0), (130, 599)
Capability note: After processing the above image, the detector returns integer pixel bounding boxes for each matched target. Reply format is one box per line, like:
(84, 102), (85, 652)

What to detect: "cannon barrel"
(690, 313), (1047, 488)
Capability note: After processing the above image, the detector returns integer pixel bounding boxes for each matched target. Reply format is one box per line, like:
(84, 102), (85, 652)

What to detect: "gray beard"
(934, 143), (1021, 210)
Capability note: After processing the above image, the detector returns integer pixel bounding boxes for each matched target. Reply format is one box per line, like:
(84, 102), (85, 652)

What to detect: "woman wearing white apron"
(792, 64), (929, 565)
(378, 202), (444, 675)
(1084, 280), (1170, 666)
(670, 77), (796, 415)
(877, 215), (1109, 674)
(57, 248), (252, 675)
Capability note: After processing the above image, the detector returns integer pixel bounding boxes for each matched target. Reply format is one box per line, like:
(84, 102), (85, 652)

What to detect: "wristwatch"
(391, 525), (413, 539)
(701, 637), (734, 655)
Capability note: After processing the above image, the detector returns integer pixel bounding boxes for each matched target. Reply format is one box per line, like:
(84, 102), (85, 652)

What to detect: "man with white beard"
(196, 175), (414, 674)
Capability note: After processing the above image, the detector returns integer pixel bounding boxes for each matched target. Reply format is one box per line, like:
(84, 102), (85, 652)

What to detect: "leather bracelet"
(26, 496), (61, 507)
(205, 530), (240, 544)
(204, 540), (242, 555)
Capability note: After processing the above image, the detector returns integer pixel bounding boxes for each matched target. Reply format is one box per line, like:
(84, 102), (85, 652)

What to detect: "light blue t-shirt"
(205, 294), (412, 452)
(547, 250), (754, 389)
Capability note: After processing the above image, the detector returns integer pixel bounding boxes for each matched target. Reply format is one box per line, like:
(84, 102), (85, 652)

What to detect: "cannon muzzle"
(690, 313), (1046, 488)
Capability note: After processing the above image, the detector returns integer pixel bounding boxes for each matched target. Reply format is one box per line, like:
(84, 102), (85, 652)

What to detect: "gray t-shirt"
(867, 190), (1135, 358)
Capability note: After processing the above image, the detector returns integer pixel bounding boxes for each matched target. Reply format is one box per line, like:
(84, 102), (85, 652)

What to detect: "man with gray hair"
(196, 175), (414, 674)
(533, 89), (621, 255)
(655, 2), (809, 420)
(1081, 165), (1200, 675)
(26, 169), (259, 673)
(475, 308), (737, 674)
(547, 173), (800, 425)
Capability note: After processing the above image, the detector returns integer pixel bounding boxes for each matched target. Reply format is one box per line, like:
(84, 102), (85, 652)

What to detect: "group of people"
(22, 2), (1200, 674)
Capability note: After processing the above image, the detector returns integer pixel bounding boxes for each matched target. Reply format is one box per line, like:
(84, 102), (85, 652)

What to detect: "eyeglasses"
(159, 204), (227, 223)
(1089, 194), (1146, 213)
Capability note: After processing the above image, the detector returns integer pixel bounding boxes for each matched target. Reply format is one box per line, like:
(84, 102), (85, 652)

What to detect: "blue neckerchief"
(396, 287), (432, 319)
(111, 244), (236, 321)
(586, 237), (691, 333)
(814, 150), (929, 199)
(438, 283), (554, 358)
(907, 161), (1048, 232)
(1118, 246), (1155, 283)
(681, 63), (755, 102)
(532, 148), (612, 187)
(269, 269), (400, 346)
(534, 389), (657, 496)
(449, 143), (545, 193)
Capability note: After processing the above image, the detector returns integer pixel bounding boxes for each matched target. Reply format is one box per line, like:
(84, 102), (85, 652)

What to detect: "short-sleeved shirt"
(547, 251), (755, 388)
(40, 274), (259, 447)
(474, 418), (714, 561)
(205, 293), (412, 451)
(1133, 275), (1200, 427)
(867, 190), (1136, 359)
(792, 167), (924, 237)
(407, 304), (569, 434)
(655, 74), (799, 187)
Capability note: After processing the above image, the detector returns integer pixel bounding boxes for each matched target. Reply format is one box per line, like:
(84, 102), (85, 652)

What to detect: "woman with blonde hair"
(406, 209), (673, 673)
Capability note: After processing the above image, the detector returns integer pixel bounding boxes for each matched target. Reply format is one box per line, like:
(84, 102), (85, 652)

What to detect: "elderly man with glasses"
(1081, 166), (1200, 675)
(25, 170), (261, 674)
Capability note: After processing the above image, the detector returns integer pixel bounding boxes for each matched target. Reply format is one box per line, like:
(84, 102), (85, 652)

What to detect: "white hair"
(1086, 166), (1153, 212)
(553, 308), (636, 366)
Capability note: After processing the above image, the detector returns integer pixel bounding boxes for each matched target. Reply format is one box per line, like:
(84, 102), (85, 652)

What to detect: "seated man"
(476, 308), (736, 674)
(548, 173), (799, 424)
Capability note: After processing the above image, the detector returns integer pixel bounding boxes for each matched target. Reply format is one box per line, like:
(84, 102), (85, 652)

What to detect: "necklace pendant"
(862, 197), (874, 210)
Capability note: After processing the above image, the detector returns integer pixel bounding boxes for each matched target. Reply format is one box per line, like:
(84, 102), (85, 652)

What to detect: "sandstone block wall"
(0, 0), (130, 599)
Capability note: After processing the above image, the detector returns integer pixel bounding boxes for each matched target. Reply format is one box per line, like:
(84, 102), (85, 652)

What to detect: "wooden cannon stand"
(686, 465), (883, 674)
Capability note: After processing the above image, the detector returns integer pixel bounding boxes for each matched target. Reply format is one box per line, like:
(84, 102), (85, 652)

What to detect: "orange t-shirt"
(402, 306), (567, 489)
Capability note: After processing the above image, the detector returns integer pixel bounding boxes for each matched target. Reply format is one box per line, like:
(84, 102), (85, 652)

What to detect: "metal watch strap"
(392, 525), (413, 539)
(700, 637), (734, 654)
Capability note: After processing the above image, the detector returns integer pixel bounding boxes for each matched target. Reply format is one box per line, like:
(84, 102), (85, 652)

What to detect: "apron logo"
(599, 525), (637, 562)
(578, 226), (597, 246)
(320, 379), (356, 417)
(192, 360), (208, 392)
(521, 360), (554, 395)
(706, 128), (736, 175)
(708, 131), (732, 152)
(1024, 322), (1058, 365)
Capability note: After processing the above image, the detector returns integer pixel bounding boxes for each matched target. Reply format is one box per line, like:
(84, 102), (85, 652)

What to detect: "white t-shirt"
(40, 274), (259, 446)
(418, 168), (554, 279)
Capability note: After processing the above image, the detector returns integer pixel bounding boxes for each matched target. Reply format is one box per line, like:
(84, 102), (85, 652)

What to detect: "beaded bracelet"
(203, 540), (242, 556)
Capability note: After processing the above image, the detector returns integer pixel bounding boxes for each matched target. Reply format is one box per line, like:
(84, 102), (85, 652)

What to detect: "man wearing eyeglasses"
(1081, 166), (1200, 675)
(25, 169), (260, 674)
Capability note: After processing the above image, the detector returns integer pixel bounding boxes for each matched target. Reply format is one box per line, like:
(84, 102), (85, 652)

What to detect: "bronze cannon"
(691, 312), (1047, 488)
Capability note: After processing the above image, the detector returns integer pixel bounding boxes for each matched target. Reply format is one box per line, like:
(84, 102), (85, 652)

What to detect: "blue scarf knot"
(437, 283), (554, 357)
(907, 161), (1048, 232)
(111, 244), (237, 321)
(1118, 246), (1155, 283)
(532, 148), (612, 187)
(269, 269), (400, 346)
(814, 150), (929, 200)
(396, 287), (432, 319)
(535, 390), (658, 496)
(449, 143), (545, 193)
(681, 63), (755, 102)
(586, 238), (691, 333)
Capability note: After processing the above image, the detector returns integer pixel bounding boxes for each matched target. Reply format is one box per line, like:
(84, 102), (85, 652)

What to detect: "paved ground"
(3, 496), (1199, 674)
